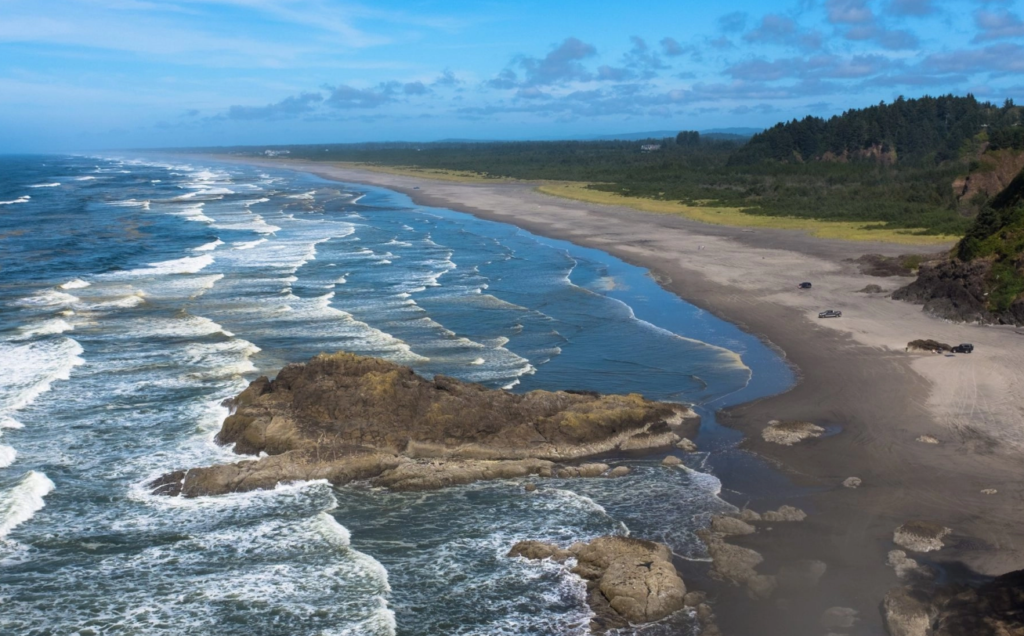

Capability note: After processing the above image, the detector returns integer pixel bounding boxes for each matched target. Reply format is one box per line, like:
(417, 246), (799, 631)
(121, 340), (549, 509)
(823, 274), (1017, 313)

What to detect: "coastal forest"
(215, 94), (1024, 237)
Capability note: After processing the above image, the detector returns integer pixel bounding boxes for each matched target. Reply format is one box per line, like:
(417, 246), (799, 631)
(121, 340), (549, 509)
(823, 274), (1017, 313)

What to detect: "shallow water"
(0, 154), (793, 635)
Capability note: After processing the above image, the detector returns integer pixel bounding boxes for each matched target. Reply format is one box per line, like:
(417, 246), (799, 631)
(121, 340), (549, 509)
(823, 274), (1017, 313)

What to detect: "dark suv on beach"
(951, 343), (974, 353)
(818, 309), (842, 318)
(799, 282), (812, 289)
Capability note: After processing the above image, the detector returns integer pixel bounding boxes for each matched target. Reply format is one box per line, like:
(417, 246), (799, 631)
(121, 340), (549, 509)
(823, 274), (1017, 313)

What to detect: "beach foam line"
(0, 196), (30, 206)
(0, 471), (55, 540)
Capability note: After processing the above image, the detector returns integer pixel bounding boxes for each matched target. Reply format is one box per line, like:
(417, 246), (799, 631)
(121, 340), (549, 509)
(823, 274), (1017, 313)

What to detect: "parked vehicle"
(799, 282), (812, 289)
(951, 343), (974, 353)
(818, 309), (842, 318)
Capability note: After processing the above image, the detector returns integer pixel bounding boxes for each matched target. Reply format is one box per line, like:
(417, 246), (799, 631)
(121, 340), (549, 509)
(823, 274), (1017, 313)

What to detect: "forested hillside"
(732, 95), (1022, 165)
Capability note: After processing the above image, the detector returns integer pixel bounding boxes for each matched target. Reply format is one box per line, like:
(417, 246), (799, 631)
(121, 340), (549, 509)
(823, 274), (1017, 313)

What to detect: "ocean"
(0, 154), (793, 635)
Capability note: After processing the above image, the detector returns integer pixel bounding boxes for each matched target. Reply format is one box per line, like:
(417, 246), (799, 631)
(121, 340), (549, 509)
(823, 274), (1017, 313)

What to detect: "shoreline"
(208, 156), (1024, 635)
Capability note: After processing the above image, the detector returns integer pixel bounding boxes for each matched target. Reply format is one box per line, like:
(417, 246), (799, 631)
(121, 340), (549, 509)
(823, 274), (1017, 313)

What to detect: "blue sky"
(1, 0), (1023, 151)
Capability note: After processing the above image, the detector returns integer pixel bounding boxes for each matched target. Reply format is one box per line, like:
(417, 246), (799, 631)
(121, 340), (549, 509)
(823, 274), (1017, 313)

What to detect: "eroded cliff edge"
(151, 352), (697, 497)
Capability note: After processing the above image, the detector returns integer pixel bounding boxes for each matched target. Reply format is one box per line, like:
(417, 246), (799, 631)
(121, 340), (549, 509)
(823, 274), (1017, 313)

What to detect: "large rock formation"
(882, 569), (1024, 636)
(508, 535), (686, 631)
(153, 352), (693, 496)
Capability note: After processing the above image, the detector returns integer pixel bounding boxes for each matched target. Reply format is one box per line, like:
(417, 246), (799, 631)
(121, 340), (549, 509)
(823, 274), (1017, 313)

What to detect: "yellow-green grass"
(537, 182), (959, 245)
(328, 162), (516, 184)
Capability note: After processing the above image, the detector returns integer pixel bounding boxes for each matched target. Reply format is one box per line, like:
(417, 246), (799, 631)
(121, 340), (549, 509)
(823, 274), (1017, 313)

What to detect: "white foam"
(193, 239), (224, 252)
(14, 289), (78, 308)
(0, 471), (55, 540)
(167, 204), (215, 224)
(0, 196), (30, 205)
(108, 199), (150, 210)
(124, 254), (215, 276)
(74, 176), (96, 181)
(0, 416), (24, 430)
(28, 183), (60, 188)
(0, 338), (85, 414)
(17, 318), (74, 338)
(0, 445), (15, 469)
(59, 279), (90, 290)
(232, 239), (268, 250)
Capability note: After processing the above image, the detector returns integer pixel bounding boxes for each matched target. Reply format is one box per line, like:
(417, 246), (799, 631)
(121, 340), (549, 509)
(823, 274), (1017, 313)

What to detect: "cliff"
(894, 168), (1024, 325)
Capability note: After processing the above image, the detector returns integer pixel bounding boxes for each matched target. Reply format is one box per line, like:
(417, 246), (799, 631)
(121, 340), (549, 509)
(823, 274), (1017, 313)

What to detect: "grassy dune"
(537, 182), (959, 245)
(329, 162), (514, 183)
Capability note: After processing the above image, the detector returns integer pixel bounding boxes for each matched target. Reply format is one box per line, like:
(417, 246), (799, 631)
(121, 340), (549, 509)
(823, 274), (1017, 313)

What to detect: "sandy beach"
(222, 157), (1024, 635)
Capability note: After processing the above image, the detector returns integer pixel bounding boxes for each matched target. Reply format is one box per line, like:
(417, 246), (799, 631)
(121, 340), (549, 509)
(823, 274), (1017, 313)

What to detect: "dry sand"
(221, 157), (1024, 635)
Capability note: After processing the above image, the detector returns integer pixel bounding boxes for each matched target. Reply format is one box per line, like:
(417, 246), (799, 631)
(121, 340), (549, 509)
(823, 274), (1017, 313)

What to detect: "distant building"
(263, 149), (291, 157)
(640, 144), (661, 152)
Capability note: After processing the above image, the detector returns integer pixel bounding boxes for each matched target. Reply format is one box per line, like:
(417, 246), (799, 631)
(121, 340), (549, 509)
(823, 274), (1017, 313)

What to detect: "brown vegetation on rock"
(152, 352), (689, 496)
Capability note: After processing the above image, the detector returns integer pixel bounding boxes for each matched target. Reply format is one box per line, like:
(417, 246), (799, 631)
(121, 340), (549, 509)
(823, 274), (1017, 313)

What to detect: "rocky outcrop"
(894, 521), (951, 553)
(882, 569), (1024, 636)
(508, 535), (687, 631)
(893, 258), (1024, 325)
(153, 352), (693, 496)
(894, 168), (1024, 326)
(762, 420), (824, 445)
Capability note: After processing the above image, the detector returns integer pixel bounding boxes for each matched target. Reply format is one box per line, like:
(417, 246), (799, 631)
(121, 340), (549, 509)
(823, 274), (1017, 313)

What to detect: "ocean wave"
(0, 337), (85, 414)
(107, 199), (150, 209)
(232, 238), (268, 250)
(28, 183), (60, 188)
(14, 289), (78, 308)
(17, 318), (75, 339)
(193, 239), (224, 252)
(59, 279), (90, 290)
(0, 445), (15, 469)
(124, 254), (215, 276)
(0, 471), (55, 540)
(167, 203), (215, 224)
(74, 176), (96, 181)
(0, 196), (30, 205)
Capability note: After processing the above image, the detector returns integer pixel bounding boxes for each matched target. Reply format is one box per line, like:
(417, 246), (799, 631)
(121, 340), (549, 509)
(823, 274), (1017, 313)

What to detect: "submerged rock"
(152, 352), (687, 496)
(510, 535), (687, 631)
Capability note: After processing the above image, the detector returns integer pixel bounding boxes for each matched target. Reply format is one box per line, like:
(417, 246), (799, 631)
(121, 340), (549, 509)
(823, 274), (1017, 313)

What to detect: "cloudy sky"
(2, 0), (1023, 151)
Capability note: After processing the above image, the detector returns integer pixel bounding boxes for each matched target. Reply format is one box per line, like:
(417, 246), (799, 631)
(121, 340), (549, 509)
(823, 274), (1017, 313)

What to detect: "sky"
(1, 0), (1023, 152)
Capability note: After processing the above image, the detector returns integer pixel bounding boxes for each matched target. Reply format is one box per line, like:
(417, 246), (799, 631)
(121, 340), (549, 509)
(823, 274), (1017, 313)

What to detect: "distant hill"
(731, 95), (1023, 166)
(591, 128), (760, 141)
(894, 168), (1024, 324)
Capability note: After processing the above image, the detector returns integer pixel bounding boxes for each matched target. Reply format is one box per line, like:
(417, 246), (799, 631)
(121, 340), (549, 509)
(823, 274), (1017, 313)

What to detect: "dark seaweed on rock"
(154, 352), (687, 497)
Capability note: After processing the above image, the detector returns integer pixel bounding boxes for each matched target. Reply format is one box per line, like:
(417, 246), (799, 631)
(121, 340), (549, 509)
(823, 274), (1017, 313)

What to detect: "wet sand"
(217, 157), (1024, 635)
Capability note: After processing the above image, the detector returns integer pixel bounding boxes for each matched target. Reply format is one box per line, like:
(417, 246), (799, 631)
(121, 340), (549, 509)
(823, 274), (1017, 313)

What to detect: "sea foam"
(0, 471), (55, 540)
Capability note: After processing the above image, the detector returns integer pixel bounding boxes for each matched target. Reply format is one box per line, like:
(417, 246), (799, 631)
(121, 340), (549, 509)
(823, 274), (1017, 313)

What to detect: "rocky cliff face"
(152, 352), (696, 497)
(894, 168), (1024, 325)
(892, 257), (1024, 325)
